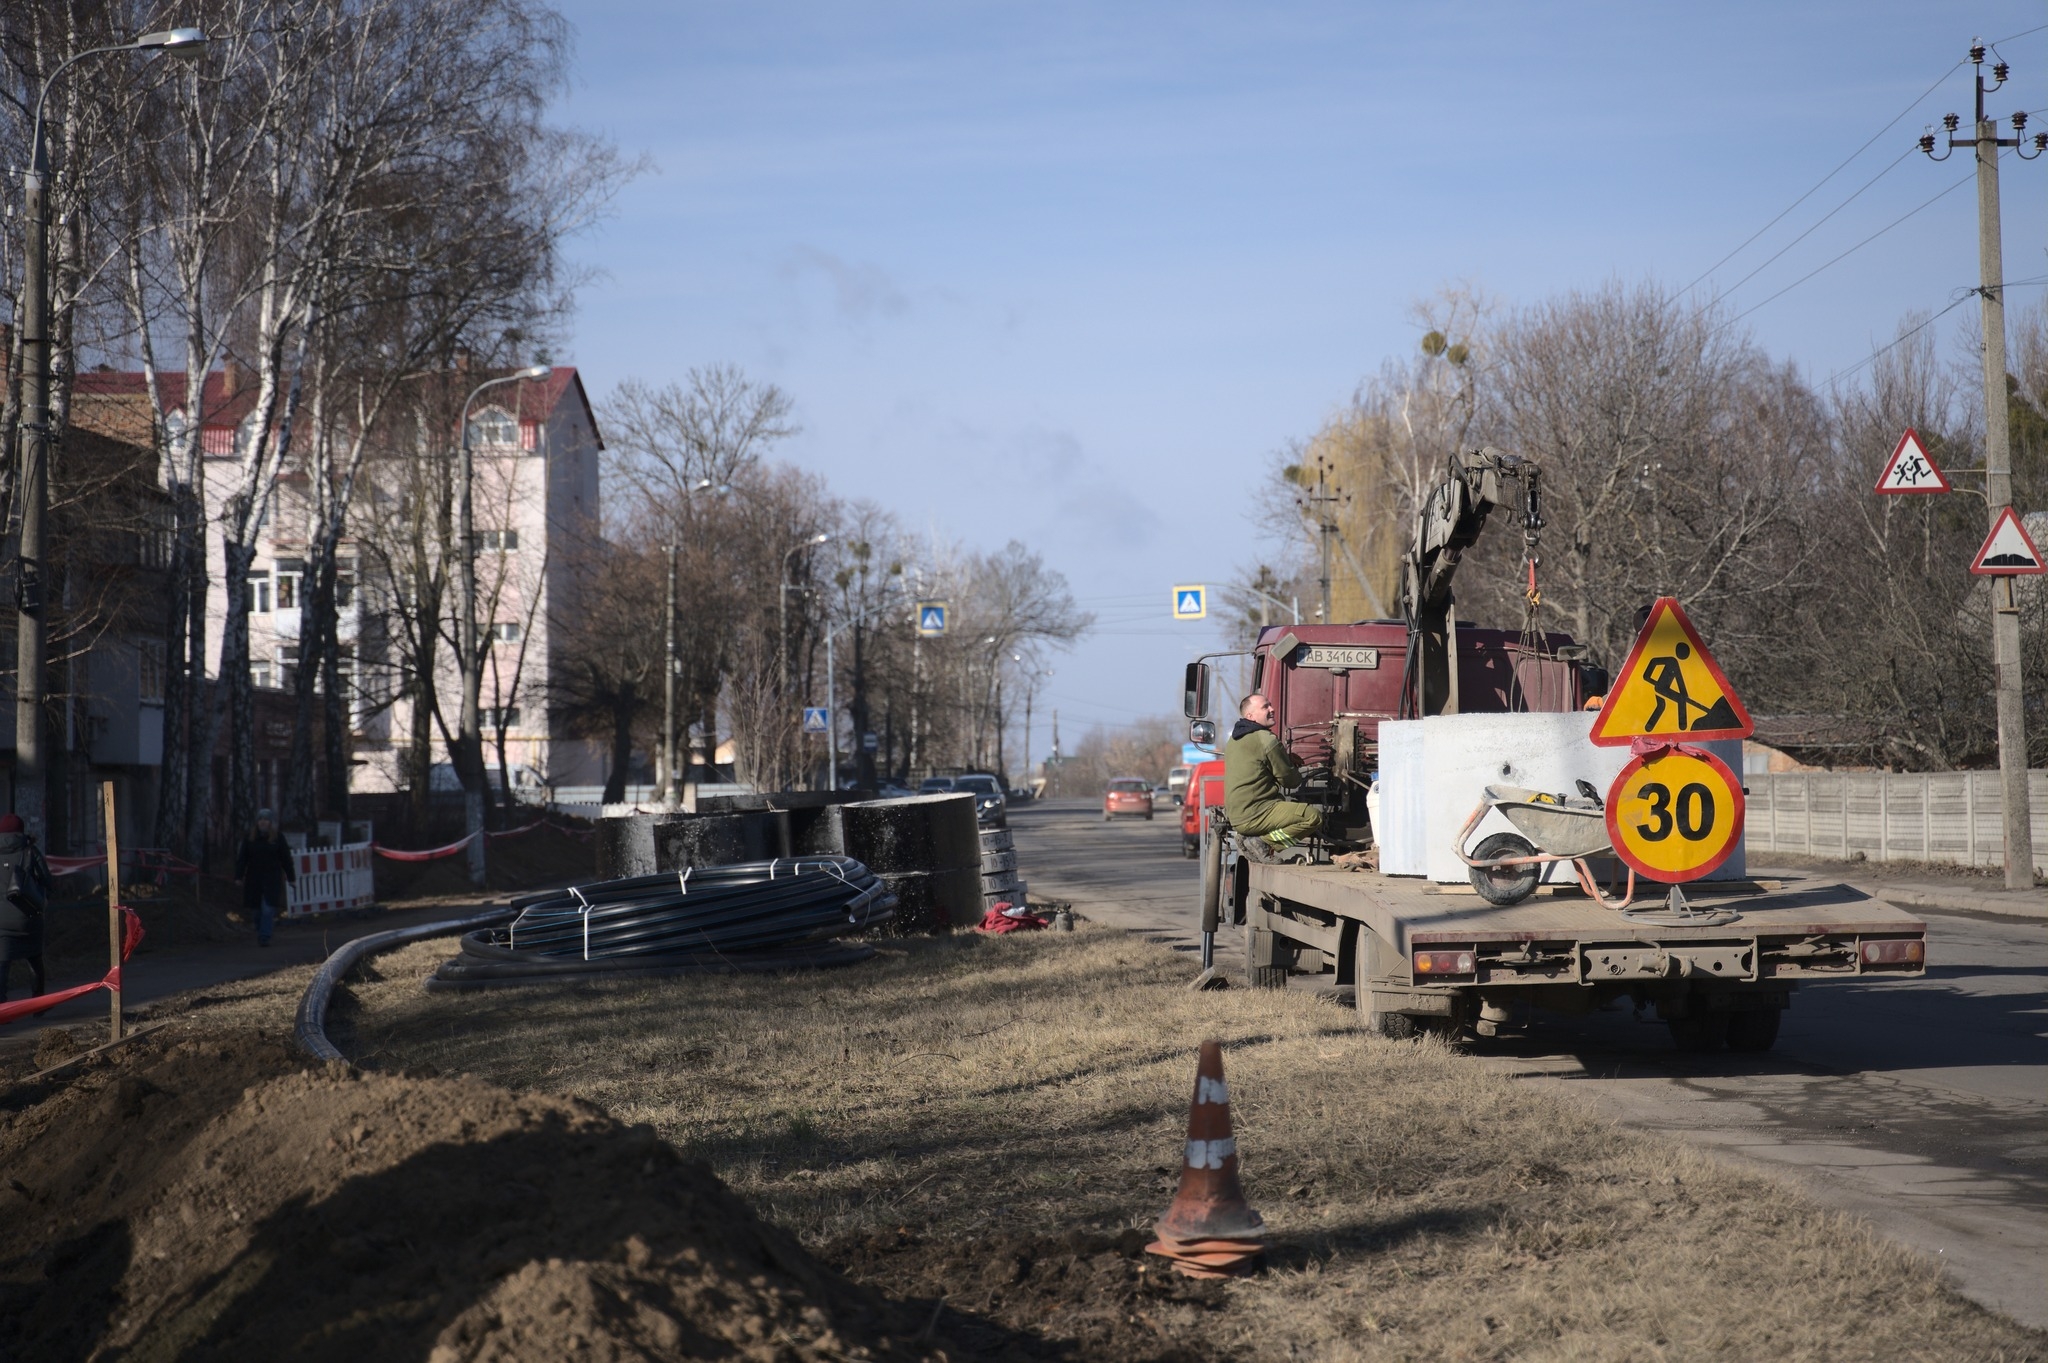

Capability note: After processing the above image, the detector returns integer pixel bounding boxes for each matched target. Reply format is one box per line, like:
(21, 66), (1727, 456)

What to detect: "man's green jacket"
(1224, 719), (1303, 835)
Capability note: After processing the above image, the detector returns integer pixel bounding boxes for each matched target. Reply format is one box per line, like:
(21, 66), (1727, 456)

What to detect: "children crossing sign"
(915, 600), (950, 636)
(1588, 597), (1753, 747)
(1969, 507), (2045, 576)
(1172, 585), (1207, 620)
(1874, 428), (1951, 494)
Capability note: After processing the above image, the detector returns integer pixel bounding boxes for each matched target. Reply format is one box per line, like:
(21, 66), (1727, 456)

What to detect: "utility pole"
(1923, 45), (2045, 890)
(661, 541), (678, 804)
(1297, 457), (1346, 624)
(12, 30), (209, 842)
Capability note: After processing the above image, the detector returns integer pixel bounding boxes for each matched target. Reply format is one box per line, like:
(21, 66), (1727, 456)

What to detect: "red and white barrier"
(285, 842), (376, 918)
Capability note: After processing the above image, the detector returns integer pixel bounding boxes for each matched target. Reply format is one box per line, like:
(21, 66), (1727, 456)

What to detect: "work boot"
(1238, 835), (1279, 864)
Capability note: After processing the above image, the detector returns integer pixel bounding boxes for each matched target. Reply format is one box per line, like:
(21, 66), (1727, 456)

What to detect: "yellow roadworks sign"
(1604, 747), (1745, 883)
(1588, 597), (1753, 747)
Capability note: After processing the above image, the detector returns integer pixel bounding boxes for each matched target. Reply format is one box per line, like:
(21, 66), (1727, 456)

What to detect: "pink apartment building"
(72, 362), (608, 818)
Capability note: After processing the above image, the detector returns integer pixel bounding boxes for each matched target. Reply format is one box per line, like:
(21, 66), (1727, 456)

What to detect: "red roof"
(72, 365), (600, 448)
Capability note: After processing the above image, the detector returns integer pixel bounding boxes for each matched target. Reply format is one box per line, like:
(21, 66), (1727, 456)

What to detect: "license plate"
(1299, 646), (1379, 669)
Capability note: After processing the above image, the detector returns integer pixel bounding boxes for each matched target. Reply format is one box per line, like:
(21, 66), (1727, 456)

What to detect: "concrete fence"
(1744, 769), (2048, 875)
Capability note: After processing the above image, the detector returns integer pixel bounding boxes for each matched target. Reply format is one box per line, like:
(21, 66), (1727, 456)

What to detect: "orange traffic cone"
(1145, 1039), (1265, 1279)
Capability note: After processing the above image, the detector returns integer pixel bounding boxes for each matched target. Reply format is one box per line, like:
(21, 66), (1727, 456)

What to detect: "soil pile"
(0, 1031), (956, 1361)
(829, 1228), (1225, 1363)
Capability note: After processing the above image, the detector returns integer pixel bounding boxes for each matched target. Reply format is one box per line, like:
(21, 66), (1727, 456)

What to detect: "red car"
(1103, 776), (1154, 821)
(1179, 758), (1225, 857)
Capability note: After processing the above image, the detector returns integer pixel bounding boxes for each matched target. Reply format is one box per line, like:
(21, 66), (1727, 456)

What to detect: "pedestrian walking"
(0, 812), (53, 1002)
(234, 809), (295, 947)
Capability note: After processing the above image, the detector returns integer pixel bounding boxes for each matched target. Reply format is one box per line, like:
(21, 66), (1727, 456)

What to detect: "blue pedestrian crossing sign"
(1172, 585), (1207, 620)
(916, 600), (950, 636)
(802, 707), (830, 734)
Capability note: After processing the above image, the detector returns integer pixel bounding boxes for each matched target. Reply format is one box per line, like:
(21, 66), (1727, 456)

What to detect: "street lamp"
(455, 364), (549, 883)
(13, 26), (207, 840)
(778, 531), (833, 714)
(662, 479), (723, 807)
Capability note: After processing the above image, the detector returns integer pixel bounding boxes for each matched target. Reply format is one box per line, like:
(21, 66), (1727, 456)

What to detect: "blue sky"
(548, 1), (2047, 760)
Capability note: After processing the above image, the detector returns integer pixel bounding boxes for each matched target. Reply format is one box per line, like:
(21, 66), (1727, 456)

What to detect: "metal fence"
(1744, 769), (2048, 874)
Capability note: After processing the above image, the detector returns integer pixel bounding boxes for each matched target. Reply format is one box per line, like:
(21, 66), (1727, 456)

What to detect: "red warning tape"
(0, 906), (144, 1026)
(371, 831), (479, 862)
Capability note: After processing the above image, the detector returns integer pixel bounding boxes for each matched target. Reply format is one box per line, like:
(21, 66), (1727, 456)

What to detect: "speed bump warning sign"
(1588, 597), (1753, 747)
(1605, 746), (1746, 883)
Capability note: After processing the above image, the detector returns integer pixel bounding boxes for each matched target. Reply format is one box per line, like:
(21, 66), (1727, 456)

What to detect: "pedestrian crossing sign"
(1173, 585), (1207, 620)
(916, 600), (949, 636)
(802, 707), (829, 734)
(1588, 597), (1753, 747)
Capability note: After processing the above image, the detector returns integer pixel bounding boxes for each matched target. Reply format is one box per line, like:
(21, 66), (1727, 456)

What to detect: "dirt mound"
(828, 1228), (1226, 1363)
(0, 1031), (954, 1361)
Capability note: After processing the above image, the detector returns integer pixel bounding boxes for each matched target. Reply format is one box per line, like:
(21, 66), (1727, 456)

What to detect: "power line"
(1712, 148), (1913, 302)
(1681, 60), (1963, 293)
(1712, 167), (1975, 335)
(1822, 274), (2048, 391)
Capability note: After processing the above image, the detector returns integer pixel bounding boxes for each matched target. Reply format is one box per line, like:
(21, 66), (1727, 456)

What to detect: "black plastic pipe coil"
(426, 855), (897, 989)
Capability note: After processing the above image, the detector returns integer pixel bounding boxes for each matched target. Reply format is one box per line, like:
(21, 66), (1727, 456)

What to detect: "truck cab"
(1200, 620), (1606, 846)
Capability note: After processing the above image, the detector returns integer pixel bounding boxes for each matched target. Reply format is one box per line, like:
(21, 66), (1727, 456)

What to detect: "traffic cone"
(1145, 1039), (1265, 1279)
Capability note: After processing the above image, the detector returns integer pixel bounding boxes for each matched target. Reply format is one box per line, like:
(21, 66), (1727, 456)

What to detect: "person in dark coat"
(235, 809), (295, 947)
(0, 812), (53, 1001)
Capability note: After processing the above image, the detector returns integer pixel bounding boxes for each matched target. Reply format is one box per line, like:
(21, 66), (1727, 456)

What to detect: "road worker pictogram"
(1589, 597), (1754, 747)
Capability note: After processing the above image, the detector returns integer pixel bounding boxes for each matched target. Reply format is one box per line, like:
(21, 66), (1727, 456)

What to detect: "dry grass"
(336, 925), (2043, 1363)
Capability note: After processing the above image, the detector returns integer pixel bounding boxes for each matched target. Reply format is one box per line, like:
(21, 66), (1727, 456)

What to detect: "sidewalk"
(1749, 856), (2044, 921)
(0, 897), (500, 1053)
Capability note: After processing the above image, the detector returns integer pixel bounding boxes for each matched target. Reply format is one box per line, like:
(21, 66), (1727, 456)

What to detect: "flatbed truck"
(1217, 852), (1928, 1050)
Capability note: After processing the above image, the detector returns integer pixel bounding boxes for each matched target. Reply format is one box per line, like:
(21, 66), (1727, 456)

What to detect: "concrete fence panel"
(1746, 770), (2047, 874)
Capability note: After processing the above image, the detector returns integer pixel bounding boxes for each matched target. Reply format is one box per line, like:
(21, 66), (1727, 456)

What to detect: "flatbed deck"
(1251, 863), (1927, 956)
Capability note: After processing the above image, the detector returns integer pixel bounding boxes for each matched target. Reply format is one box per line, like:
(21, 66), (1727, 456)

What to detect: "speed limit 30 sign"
(1604, 747), (1745, 883)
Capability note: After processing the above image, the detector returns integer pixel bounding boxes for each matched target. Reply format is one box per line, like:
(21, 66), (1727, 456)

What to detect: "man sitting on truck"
(1224, 692), (1324, 859)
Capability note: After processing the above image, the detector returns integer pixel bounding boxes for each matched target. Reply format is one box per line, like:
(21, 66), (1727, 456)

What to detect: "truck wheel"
(1243, 922), (1288, 990)
(1667, 1010), (1728, 1053)
(1726, 1007), (1781, 1052)
(1468, 833), (1541, 906)
(1365, 1005), (1421, 1040)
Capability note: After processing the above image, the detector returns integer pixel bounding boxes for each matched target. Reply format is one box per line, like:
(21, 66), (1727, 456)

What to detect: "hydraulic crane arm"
(1400, 447), (1542, 717)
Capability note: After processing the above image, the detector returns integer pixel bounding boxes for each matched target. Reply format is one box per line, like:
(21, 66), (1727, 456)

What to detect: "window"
(138, 639), (165, 704)
(251, 659), (273, 689)
(279, 644), (301, 691)
(246, 574), (272, 613)
(476, 529), (519, 552)
(335, 571), (355, 608)
(489, 622), (522, 644)
(466, 408), (518, 447)
(275, 563), (301, 611)
(481, 706), (521, 729)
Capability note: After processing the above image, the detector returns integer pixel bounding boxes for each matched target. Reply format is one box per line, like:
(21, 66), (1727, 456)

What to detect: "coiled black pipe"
(427, 855), (896, 989)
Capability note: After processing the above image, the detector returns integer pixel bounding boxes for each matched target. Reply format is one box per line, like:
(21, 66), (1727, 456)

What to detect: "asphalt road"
(1009, 796), (2048, 1330)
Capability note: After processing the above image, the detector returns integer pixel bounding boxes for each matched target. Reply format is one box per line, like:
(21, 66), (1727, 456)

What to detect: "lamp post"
(661, 479), (720, 807)
(778, 532), (832, 765)
(456, 365), (548, 884)
(13, 27), (206, 841)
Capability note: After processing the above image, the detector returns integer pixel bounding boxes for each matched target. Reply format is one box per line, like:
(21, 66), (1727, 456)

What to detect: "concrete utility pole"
(1924, 45), (2045, 890)
(1297, 458), (1346, 624)
(12, 28), (207, 840)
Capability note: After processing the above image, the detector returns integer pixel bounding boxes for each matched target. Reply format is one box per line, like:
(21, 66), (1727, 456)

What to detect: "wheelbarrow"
(1455, 782), (1636, 908)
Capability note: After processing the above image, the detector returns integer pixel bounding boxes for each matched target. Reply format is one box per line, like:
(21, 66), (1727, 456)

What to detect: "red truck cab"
(1179, 758), (1225, 858)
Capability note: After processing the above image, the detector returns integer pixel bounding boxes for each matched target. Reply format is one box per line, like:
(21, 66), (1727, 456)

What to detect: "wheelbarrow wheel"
(1469, 833), (1542, 906)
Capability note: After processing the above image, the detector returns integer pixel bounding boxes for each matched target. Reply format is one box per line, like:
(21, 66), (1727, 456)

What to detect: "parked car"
(954, 772), (1008, 828)
(1179, 759), (1226, 858)
(1165, 764), (1191, 805)
(874, 778), (916, 798)
(918, 776), (955, 793)
(1103, 776), (1154, 821)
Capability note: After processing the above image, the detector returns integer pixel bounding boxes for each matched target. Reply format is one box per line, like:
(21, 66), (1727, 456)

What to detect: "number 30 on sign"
(1603, 748), (1745, 883)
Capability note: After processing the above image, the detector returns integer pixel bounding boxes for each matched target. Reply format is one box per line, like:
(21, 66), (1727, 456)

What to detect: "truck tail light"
(1414, 950), (1475, 976)
(1859, 938), (1925, 967)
